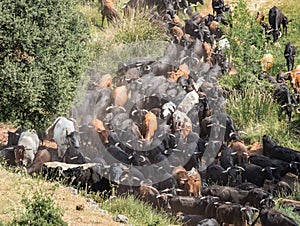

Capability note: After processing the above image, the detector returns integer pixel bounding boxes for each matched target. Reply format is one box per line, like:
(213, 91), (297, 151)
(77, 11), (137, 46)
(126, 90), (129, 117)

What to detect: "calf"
(284, 42), (296, 71)
(26, 149), (52, 175)
(14, 130), (40, 167)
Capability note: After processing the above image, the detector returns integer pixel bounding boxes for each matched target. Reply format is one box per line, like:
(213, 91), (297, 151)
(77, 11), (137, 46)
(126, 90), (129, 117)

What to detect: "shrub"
(0, 0), (91, 129)
(9, 189), (67, 226)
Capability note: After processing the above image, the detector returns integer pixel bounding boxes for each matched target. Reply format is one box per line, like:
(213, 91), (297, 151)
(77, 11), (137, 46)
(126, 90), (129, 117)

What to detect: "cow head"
(66, 131), (80, 149)
(98, 129), (109, 145)
(14, 145), (25, 166)
(241, 206), (258, 225)
(272, 30), (282, 42)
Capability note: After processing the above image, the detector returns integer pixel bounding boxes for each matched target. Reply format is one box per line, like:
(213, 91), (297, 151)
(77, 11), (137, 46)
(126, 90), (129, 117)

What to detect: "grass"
(219, 0), (300, 149)
(99, 195), (180, 226)
(0, 162), (179, 226)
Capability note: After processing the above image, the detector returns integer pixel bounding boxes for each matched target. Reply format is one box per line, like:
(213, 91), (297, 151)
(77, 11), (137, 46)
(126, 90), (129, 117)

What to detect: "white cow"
(14, 130), (39, 167)
(45, 116), (80, 159)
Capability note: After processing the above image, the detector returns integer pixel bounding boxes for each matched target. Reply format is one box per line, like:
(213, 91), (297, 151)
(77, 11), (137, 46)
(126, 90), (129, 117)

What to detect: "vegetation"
(99, 195), (180, 226)
(9, 189), (67, 226)
(0, 0), (91, 129)
(0, 0), (300, 225)
(219, 0), (300, 149)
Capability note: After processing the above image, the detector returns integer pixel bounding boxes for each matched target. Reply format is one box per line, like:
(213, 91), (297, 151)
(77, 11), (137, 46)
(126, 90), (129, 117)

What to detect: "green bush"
(0, 0), (91, 129)
(9, 189), (67, 226)
(220, 0), (265, 90)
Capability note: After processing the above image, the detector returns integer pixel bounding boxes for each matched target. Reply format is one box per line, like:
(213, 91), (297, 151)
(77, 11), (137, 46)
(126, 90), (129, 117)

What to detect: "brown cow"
(186, 167), (201, 196)
(26, 149), (52, 175)
(167, 64), (189, 82)
(230, 140), (249, 166)
(98, 74), (113, 89)
(170, 25), (184, 44)
(101, 0), (121, 27)
(138, 184), (160, 208)
(286, 65), (300, 94)
(141, 111), (158, 142)
(258, 53), (274, 72)
(112, 85), (128, 109)
(90, 118), (109, 144)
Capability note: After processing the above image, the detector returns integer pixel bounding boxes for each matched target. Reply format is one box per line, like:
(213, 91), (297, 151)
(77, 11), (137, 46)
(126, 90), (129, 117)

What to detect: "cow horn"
(207, 123), (214, 127)
(238, 130), (247, 135)
(176, 189), (184, 192)
(270, 167), (277, 170)
(183, 8), (188, 14)
(231, 152), (237, 155)
(106, 106), (114, 111)
(118, 106), (126, 112)
(5, 147), (14, 150)
(236, 166), (245, 171)
(115, 142), (120, 147)
(156, 194), (162, 198)
(169, 134), (176, 138)
(133, 176), (140, 181)
(180, 56), (189, 64)
(131, 110), (138, 116)
(103, 165), (111, 168)
(161, 188), (171, 193)
(281, 104), (287, 108)
(167, 194), (174, 197)
(142, 109), (149, 113)
(243, 152), (249, 156)
(140, 155), (146, 162)
(229, 132), (235, 137)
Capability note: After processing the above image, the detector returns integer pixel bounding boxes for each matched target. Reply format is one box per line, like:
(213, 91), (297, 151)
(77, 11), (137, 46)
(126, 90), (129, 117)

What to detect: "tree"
(0, 0), (91, 129)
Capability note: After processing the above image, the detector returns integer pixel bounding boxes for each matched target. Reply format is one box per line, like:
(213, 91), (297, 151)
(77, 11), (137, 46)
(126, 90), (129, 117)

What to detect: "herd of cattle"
(1, 0), (300, 225)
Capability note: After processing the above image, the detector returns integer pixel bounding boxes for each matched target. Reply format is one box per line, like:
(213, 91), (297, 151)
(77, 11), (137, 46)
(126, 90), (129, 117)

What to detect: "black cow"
(63, 147), (88, 164)
(273, 83), (297, 121)
(201, 185), (249, 204)
(284, 42), (296, 71)
(271, 159), (299, 180)
(212, 0), (225, 16)
(259, 208), (298, 226)
(241, 163), (274, 187)
(268, 6), (291, 42)
(206, 163), (240, 186)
